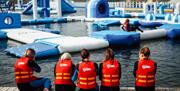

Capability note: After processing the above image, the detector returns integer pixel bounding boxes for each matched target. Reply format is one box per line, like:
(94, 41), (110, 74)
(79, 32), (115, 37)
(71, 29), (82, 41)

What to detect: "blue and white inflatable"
(86, 0), (109, 18)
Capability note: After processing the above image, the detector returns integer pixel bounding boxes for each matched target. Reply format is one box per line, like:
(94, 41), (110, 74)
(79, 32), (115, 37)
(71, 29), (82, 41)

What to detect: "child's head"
(139, 47), (150, 60)
(60, 52), (72, 61)
(80, 49), (90, 60)
(24, 48), (36, 59)
(104, 48), (114, 61)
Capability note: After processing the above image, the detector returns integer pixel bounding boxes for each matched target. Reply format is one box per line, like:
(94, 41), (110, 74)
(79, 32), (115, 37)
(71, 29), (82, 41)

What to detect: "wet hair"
(140, 47), (150, 58)
(125, 19), (129, 22)
(104, 48), (114, 61)
(60, 52), (72, 60)
(80, 49), (90, 60)
(24, 48), (36, 57)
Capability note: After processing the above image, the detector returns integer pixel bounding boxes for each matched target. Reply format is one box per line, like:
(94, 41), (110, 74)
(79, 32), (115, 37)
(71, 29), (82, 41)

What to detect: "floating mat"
(2, 28), (61, 43)
(35, 36), (109, 53)
(91, 30), (140, 46)
(34, 28), (61, 34)
(138, 20), (163, 27)
(5, 43), (59, 58)
(0, 31), (7, 39)
(93, 20), (121, 26)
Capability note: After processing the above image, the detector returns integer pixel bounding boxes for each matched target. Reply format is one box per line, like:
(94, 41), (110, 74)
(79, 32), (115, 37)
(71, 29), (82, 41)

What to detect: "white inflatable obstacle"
(35, 36), (109, 53)
(140, 29), (167, 40)
(2, 28), (62, 43)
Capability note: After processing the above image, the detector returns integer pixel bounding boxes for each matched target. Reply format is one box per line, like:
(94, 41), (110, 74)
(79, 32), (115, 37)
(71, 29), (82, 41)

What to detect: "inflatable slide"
(22, 0), (76, 15)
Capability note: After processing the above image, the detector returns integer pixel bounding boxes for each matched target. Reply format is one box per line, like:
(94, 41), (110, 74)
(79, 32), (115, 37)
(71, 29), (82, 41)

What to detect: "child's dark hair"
(140, 47), (150, 57)
(24, 48), (36, 57)
(80, 49), (90, 60)
(104, 48), (114, 61)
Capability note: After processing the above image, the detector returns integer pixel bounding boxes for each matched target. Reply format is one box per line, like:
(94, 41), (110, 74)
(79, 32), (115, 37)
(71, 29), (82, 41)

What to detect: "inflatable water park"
(0, 0), (180, 58)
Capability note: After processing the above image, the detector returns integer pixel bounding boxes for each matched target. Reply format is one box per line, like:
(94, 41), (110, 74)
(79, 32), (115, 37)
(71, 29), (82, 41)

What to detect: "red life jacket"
(14, 57), (37, 84)
(136, 59), (156, 87)
(54, 59), (74, 85)
(77, 61), (96, 89)
(102, 59), (120, 87)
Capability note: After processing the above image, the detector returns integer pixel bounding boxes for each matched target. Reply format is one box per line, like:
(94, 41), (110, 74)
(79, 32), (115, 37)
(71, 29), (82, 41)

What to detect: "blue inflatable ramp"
(93, 20), (121, 26)
(91, 30), (140, 46)
(5, 43), (59, 58)
(0, 31), (7, 39)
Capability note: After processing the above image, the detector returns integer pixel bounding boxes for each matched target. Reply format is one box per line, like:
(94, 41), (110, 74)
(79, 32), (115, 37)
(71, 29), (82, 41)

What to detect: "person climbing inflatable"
(121, 19), (143, 33)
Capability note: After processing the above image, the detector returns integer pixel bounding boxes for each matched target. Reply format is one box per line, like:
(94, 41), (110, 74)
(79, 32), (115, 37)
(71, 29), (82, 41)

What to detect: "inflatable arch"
(86, 0), (109, 18)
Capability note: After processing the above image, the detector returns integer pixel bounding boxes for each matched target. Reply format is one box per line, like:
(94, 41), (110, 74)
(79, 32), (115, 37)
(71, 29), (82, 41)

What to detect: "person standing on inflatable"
(133, 47), (157, 91)
(76, 49), (98, 91)
(99, 48), (121, 91)
(14, 48), (51, 91)
(54, 53), (76, 91)
(122, 19), (143, 33)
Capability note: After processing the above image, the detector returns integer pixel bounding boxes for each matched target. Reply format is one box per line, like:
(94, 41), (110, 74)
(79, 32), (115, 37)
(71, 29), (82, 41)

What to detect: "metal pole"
(57, 0), (62, 17)
(32, 0), (38, 19)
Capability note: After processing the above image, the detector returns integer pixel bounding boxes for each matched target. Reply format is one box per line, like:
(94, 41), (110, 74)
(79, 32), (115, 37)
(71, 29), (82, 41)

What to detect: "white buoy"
(57, 0), (62, 17)
(174, 3), (180, 15)
(32, 0), (38, 20)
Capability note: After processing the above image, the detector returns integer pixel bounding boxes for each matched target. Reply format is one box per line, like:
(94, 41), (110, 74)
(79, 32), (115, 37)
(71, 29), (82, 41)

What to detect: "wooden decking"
(0, 87), (180, 91)
(0, 87), (19, 91)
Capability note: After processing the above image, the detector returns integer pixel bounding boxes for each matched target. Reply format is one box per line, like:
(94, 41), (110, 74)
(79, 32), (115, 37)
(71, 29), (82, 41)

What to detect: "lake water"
(0, 8), (180, 87)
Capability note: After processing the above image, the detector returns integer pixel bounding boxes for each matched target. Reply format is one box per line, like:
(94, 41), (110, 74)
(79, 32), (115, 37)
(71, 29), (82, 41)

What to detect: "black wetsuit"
(99, 62), (121, 91)
(76, 61), (98, 91)
(17, 60), (41, 91)
(54, 62), (76, 91)
(133, 61), (157, 91)
(122, 25), (143, 33)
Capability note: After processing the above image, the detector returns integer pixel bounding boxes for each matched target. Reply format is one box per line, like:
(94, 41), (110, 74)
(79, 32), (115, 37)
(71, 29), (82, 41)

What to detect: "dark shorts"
(55, 84), (76, 91)
(100, 85), (120, 91)
(135, 86), (155, 91)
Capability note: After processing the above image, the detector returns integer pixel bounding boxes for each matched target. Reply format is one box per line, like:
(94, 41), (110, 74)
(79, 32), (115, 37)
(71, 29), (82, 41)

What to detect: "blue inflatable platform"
(91, 30), (140, 46)
(21, 18), (67, 25)
(5, 43), (59, 58)
(159, 24), (180, 39)
(0, 31), (7, 39)
(93, 20), (121, 26)
(138, 21), (163, 27)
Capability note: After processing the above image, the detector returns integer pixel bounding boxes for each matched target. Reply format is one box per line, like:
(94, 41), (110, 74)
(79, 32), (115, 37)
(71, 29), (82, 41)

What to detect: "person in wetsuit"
(122, 19), (143, 33)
